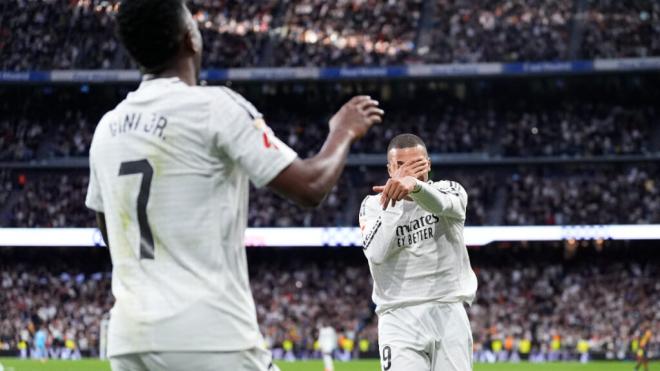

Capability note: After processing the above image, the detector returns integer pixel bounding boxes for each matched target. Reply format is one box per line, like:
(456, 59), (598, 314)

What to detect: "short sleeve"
(85, 150), (104, 212)
(209, 87), (298, 188)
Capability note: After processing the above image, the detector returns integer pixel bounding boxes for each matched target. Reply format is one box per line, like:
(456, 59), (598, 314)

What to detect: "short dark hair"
(387, 133), (427, 153)
(117, 0), (187, 72)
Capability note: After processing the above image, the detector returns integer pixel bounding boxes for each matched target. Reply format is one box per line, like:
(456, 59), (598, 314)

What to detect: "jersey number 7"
(118, 159), (155, 260)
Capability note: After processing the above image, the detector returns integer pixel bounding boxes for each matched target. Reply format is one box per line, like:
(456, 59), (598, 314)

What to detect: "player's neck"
(150, 59), (198, 86)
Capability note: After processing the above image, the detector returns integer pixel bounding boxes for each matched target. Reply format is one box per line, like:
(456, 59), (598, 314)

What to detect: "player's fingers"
(393, 186), (407, 201)
(368, 113), (383, 125)
(401, 158), (424, 171)
(381, 193), (392, 210)
(410, 162), (428, 175)
(382, 198), (391, 210)
(409, 158), (427, 169)
(363, 107), (384, 117)
(384, 181), (396, 201)
(379, 180), (392, 205)
(350, 95), (372, 106)
(390, 182), (407, 201)
(372, 185), (386, 193)
(357, 97), (379, 110)
(383, 181), (399, 209)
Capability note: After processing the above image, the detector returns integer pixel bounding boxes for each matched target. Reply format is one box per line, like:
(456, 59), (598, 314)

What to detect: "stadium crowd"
(580, 0), (660, 59)
(1, 0), (659, 70)
(2, 165), (658, 228)
(0, 265), (112, 358)
(2, 96), (656, 161)
(426, 0), (572, 63)
(270, 0), (423, 67)
(2, 172), (95, 228)
(505, 166), (660, 225)
(1, 252), (657, 361)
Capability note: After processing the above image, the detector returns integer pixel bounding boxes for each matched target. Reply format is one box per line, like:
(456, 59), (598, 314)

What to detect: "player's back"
(86, 77), (295, 356)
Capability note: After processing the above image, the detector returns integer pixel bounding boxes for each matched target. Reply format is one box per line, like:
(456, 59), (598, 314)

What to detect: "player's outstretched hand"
(372, 159), (427, 210)
(329, 96), (384, 141)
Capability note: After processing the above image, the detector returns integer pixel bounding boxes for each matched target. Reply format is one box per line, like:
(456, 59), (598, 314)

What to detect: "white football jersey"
(85, 77), (297, 356)
(359, 180), (477, 315)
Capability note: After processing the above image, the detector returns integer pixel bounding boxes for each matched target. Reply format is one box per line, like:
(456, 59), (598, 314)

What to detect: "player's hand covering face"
(329, 96), (384, 141)
(374, 147), (430, 210)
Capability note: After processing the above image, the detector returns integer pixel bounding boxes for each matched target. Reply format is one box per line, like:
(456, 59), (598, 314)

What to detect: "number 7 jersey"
(85, 77), (297, 357)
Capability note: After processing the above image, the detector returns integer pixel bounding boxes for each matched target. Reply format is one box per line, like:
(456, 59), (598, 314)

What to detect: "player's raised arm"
(359, 197), (403, 264)
(268, 96), (383, 207)
(409, 181), (467, 220)
(375, 173), (467, 220)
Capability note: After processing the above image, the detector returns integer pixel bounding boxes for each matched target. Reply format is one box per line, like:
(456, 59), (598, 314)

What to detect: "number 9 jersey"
(85, 77), (297, 357)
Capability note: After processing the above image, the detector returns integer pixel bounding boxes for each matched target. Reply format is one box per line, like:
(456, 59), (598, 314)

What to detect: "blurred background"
(0, 0), (658, 366)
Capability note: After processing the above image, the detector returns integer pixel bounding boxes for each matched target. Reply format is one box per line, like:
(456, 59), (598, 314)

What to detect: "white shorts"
(378, 302), (473, 371)
(110, 348), (279, 371)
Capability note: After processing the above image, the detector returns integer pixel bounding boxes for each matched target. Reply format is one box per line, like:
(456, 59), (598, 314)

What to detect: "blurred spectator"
(427, 0), (572, 63)
(505, 165), (660, 225)
(189, 0), (278, 68)
(0, 0), (130, 70)
(271, 0), (423, 67)
(0, 266), (112, 358)
(5, 172), (95, 228)
(500, 103), (655, 157)
(580, 1), (660, 59)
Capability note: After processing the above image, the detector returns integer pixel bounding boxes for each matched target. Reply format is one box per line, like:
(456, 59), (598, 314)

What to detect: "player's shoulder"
(195, 85), (262, 119)
(433, 180), (467, 196)
(359, 194), (380, 217)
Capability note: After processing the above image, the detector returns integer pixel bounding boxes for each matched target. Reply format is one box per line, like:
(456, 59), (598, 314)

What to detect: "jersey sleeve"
(359, 196), (402, 264)
(209, 87), (298, 188)
(410, 180), (467, 220)
(85, 145), (104, 212)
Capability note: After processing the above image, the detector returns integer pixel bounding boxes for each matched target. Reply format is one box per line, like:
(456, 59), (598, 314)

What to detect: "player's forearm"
(410, 181), (464, 219)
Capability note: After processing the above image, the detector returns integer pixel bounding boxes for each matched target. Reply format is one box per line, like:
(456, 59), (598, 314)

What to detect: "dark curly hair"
(117, 0), (187, 72)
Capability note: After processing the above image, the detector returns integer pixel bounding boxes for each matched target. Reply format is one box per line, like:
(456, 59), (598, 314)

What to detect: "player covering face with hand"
(85, 1), (383, 371)
(359, 134), (477, 371)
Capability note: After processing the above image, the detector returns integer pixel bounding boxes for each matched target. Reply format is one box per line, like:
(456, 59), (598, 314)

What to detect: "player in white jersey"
(317, 324), (338, 371)
(85, 1), (383, 370)
(359, 134), (477, 371)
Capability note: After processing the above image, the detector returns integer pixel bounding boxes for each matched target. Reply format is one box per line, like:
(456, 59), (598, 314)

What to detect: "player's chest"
(392, 208), (443, 251)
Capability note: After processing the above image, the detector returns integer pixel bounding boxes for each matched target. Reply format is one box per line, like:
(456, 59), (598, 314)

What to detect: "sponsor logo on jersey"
(395, 214), (440, 247)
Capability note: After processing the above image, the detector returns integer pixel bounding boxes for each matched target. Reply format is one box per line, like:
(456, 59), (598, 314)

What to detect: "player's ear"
(183, 28), (202, 56)
(387, 162), (394, 177)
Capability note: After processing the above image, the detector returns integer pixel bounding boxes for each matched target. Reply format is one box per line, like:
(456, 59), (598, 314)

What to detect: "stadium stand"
(1, 0), (659, 70)
(1, 244), (657, 360)
(1, 80), (658, 161)
(1, 1), (659, 365)
(2, 164), (658, 228)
